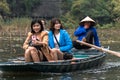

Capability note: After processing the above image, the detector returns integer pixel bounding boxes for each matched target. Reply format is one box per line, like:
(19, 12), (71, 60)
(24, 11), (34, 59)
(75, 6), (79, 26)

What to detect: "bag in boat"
(63, 52), (73, 60)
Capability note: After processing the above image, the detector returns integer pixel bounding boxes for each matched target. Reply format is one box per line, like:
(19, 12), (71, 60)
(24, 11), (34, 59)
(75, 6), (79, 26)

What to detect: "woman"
(23, 19), (63, 62)
(41, 19), (49, 33)
(48, 18), (73, 52)
(73, 16), (100, 49)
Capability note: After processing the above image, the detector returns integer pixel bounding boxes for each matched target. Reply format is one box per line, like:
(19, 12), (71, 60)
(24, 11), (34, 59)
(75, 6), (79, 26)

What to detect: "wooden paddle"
(76, 40), (120, 57)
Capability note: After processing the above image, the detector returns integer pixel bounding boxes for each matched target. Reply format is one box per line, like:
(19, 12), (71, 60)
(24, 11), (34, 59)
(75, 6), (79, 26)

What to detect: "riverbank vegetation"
(0, 0), (120, 43)
(0, 17), (120, 43)
(1, 0), (120, 26)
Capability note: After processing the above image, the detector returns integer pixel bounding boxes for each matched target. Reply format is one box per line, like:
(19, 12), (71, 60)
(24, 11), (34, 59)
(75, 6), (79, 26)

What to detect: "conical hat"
(80, 16), (96, 26)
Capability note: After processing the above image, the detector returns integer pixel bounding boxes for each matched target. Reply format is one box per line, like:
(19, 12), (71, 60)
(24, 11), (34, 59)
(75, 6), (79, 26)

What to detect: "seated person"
(48, 18), (73, 59)
(23, 19), (63, 62)
(41, 19), (49, 33)
(73, 16), (100, 49)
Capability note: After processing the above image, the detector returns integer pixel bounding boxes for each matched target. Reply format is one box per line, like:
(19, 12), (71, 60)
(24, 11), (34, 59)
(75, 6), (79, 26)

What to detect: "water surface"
(0, 37), (120, 80)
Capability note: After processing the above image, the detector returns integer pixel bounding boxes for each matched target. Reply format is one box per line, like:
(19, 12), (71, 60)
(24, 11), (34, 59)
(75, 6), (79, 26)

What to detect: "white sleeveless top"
(53, 33), (60, 49)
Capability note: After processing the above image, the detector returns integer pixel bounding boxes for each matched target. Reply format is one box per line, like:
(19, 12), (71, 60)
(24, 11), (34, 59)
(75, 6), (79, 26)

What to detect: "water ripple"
(81, 62), (120, 74)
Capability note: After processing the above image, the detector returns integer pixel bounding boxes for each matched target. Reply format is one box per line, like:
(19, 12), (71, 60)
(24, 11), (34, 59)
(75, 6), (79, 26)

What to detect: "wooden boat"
(0, 49), (106, 73)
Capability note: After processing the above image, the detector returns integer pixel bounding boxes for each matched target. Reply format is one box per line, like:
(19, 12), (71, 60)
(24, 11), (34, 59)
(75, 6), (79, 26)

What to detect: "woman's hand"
(31, 40), (40, 46)
(32, 40), (47, 46)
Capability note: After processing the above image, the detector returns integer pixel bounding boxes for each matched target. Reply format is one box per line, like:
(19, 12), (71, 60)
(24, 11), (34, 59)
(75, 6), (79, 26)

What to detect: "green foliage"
(7, 0), (41, 16)
(61, 0), (73, 13)
(98, 23), (114, 29)
(12, 17), (31, 29)
(63, 0), (120, 26)
(0, 0), (120, 28)
(1, 17), (31, 29)
(60, 12), (79, 29)
(114, 22), (120, 28)
(23, 0), (41, 15)
(0, 0), (10, 14)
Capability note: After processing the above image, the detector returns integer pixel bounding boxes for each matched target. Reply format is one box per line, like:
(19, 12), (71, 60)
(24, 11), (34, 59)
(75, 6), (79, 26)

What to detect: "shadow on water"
(0, 36), (120, 80)
(0, 62), (120, 80)
(0, 72), (54, 80)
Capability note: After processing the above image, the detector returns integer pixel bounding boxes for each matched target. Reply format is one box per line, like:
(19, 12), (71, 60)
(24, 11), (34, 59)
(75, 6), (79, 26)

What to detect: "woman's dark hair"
(31, 19), (44, 33)
(49, 18), (63, 32)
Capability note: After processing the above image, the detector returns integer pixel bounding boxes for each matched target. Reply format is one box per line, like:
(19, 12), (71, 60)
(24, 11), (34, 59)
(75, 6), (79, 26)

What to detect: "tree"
(0, 0), (10, 19)
(63, 0), (120, 25)
(7, 0), (41, 17)
(111, 0), (120, 23)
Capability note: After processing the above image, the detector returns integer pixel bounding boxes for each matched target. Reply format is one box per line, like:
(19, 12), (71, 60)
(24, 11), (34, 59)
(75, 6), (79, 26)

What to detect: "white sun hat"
(80, 16), (96, 26)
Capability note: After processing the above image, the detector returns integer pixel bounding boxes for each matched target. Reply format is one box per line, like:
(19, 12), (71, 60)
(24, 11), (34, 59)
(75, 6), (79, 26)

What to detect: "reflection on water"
(0, 36), (120, 80)
(0, 36), (24, 54)
(0, 36), (24, 62)
(1, 66), (120, 80)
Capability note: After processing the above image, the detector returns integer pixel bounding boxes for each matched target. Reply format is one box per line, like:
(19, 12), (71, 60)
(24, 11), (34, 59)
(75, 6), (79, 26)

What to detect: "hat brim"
(79, 16), (96, 26)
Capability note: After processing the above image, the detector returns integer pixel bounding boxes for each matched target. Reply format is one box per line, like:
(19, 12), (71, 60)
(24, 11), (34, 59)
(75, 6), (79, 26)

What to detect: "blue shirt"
(74, 26), (100, 47)
(48, 29), (73, 53)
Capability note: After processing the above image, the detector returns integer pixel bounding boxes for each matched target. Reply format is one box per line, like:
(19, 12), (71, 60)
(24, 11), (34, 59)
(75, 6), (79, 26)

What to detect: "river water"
(0, 36), (120, 80)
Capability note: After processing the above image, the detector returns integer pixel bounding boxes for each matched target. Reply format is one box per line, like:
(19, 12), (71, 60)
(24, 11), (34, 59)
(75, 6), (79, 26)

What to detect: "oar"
(76, 40), (120, 57)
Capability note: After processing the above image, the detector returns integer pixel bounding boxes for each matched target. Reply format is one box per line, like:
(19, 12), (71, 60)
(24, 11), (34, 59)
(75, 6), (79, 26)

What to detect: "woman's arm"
(36, 31), (48, 46)
(59, 30), (73, 52)
(23, 32), (32, 50)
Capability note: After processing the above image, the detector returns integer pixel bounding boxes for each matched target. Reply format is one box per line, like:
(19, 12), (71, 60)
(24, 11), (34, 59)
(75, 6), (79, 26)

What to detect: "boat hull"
(0, 50), (106, 73)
